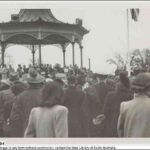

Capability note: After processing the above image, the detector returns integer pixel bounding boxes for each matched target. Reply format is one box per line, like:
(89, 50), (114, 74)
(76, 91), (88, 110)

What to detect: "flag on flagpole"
(130, 8), (140, 21)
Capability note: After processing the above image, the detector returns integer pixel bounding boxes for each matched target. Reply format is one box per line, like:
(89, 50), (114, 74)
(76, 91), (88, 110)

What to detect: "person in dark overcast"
(63, 75), (86, 137)
(102, 72), (133, 137)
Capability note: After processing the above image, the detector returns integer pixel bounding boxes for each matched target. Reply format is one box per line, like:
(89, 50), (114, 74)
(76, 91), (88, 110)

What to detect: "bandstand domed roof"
(0, 9), (89, 45)
(18, 9), (63, 23)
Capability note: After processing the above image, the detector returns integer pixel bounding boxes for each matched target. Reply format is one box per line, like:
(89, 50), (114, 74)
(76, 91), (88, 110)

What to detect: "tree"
(107, 49), (150, 75)
(107, 53), (126, 75)
(130, 49), (150, 73)
(130, 49), (143, 70)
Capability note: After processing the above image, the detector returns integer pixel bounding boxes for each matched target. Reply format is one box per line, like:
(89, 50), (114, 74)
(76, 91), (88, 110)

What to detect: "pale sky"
(0, 1), (150, 74)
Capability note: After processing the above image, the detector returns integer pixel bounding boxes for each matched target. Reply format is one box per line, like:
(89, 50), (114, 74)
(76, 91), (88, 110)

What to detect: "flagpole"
(126, 8), (131, 76)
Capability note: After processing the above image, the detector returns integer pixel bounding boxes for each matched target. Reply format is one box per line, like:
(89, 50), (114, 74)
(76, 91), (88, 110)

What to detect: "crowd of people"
(0, 62), (150, 137)
(0, 63), (90, 80)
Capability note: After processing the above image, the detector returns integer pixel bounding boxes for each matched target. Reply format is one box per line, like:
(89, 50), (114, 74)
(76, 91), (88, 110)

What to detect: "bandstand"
(0, 9), (89, 68)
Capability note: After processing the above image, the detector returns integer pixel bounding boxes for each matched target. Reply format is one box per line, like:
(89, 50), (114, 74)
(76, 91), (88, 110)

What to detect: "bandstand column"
(72, 42), (75, 66)
(1, 43), (6, 67)
(80, 45), (83, 68)
(62, 45), (66, 67)
(39, 44), (42, 67)
(32, 45), (35, 66)
(89, 58), (91, 70)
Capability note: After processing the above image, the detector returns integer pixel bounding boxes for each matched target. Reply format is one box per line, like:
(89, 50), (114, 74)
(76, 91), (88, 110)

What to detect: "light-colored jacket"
(24, 105), (68, 137)
(117, 94), (150, 137)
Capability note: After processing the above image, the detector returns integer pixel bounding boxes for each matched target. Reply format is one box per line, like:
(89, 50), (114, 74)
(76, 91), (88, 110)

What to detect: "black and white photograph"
(0, 1), (150, 139)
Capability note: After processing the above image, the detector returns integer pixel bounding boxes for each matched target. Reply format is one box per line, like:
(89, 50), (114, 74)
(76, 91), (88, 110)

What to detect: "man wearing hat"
(10, 68), (45, 137)
(85, 72), (111, 137)
(118, 72), (150, 137)
(0, 72), (20, 137)
(63, 75), (86, 137)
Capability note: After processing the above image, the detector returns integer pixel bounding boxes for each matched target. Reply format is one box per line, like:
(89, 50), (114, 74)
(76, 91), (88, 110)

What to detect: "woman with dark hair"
(24, 81), (68, 137)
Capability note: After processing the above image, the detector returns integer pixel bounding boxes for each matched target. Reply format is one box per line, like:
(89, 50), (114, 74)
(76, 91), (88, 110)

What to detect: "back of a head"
(28, 68), (37, 78)
(11, 80), (27, 96)
(0, 81), (10, 91)
(9, 72), (19, 82)
(67, 75), (76, 85)
(26, 68), (45, 86)
(106, 79), (116, 90)
(41, 81), (62, 107)
(119, 72), (130, 89)
(54, 78), (64, 87)
(132, 72), (150, 93)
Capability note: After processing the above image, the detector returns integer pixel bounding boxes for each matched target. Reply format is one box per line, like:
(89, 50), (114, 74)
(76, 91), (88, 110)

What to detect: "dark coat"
(95, 82), (111, 109)
(10, 87), (42, 137)
(83, 82), (112, 137)
(63, 85), (85, 137)
(0, 91), (3, 136)
(83, 85), (101, 137)
(0, 89), (15, 137)
(103, 82), (133, 137)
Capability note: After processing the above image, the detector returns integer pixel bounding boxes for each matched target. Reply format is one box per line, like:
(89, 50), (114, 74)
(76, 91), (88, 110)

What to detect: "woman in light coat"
(24, 81), (68, 137)
(117, 73), (150, 137)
